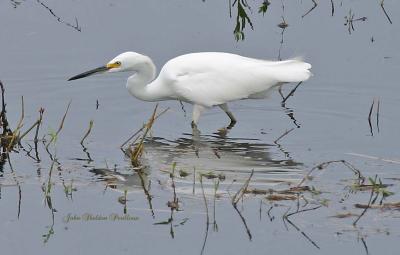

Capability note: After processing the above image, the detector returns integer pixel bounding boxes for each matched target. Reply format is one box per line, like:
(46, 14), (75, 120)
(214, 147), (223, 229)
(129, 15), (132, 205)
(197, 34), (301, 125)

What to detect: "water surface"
(1, 1), (400, 254)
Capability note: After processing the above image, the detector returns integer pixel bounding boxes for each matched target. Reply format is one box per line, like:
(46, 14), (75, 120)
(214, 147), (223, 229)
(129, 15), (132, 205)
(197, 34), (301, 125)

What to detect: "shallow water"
(1, 1), (400, 254)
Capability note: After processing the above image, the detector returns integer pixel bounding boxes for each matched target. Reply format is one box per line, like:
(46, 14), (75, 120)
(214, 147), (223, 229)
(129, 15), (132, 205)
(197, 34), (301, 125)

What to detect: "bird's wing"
(159, 53), (311, 107)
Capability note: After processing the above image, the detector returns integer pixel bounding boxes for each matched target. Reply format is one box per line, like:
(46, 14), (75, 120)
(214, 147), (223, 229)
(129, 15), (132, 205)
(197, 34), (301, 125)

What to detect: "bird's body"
(69, 52), (312, 129)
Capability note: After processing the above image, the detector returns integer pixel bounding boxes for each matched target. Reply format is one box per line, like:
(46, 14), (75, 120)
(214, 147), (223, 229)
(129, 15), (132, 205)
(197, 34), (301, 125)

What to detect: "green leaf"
(258, 1), (270, 16)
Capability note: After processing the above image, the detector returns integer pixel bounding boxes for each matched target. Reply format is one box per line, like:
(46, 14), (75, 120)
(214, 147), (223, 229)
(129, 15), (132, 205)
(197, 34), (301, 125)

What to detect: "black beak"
(68, 65), (110, 81)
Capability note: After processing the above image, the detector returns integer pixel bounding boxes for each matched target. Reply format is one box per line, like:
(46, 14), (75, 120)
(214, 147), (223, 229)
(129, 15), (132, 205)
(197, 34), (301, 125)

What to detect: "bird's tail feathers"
(272, 59), (312, 83)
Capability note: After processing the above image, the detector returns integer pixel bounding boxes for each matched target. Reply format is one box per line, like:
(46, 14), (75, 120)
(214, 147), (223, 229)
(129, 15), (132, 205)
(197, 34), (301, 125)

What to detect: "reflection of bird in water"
(90, 168), (149, 194)
(69, 52), (312, 130)
(89, 133), (303, 196)
(141, 134), (304, 186)
(90, 168), (154, 215)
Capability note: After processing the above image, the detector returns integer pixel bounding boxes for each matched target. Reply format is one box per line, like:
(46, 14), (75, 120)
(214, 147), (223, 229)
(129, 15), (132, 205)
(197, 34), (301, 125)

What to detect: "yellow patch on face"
(106, 62), (121, 69)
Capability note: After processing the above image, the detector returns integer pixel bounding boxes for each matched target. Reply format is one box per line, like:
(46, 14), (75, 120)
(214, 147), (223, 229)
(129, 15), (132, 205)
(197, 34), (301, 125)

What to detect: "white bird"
(69, 52), (312, 129)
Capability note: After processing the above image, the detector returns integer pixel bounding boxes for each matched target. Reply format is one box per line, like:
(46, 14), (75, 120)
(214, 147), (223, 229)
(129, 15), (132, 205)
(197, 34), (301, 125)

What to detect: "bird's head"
(68, 52), (149, 81)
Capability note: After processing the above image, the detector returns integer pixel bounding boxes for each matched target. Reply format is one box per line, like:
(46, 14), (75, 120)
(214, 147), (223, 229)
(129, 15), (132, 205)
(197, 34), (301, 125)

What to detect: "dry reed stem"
(380, 0), (393, 24)
(46, 101), (71, 149)
(130, 104), (161, 166)
(19, 108), (45, 142)
(232, 169), (254, 206)
(353, 175), (377, 226)
(120, 106), (169, 149)
(297, 160), (364, 187)
(80, 120), (93, 145)
(5, 97), (25, 152)
(34, 108), (44, 143)
(302, 0), (317, 18)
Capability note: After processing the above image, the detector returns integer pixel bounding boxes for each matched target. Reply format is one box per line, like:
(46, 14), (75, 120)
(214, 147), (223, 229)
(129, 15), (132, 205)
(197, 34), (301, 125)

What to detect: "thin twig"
(120, 124), (145, 149)
(297, 160), (364, 187)
(179, 100), (187, 117)
(282, 105), (301, 128)
(274, 128), (294, 144)
(19, 108), (44, 141)
(281, 82), (302, 106)
(19, 121), (39, 141)
(376, 99), (380, 133)
(0, 81), (12, 139)
(360, 237), (369, 255)
(192, 167), (196, 195)
(34, 108), (44, 162)
(232, 202), (253, 240)
(44, 159), (56, 208)
(278, 85), (284, 100)
(345, 9), (367, 34)
(380, 0), (393, 24)
(267, 206), (275, 221)
(6, 96), (24, 151)
(129, 105), (159, 164)
(34, 108), (44, 143)
(137, 170), (155, 218)
(213, 179), (219, 231)
(284, 211), (320, 249)
(80, 120), (94, 145)
(302, 0), (317, 18)
(231, 170), (254, 240)
(353, 175), (377, 226)
(120, 107), (169, 148)
(368, 99), (374, 136)
(7, 154), (22, 219)
(36, 0), (82, 31)
(232, 169), (254, 206)
(200, 175), (209, 224)
(46, 101), (71, 149)
(199, 174), (210, 255)
(286, 205), (322, 218)
(15, 96), (24, 131)
(168, 162), (179, 210)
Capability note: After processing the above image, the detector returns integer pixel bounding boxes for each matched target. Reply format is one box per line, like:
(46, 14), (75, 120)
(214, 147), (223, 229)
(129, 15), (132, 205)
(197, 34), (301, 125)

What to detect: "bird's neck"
(126, 58), (170, 101)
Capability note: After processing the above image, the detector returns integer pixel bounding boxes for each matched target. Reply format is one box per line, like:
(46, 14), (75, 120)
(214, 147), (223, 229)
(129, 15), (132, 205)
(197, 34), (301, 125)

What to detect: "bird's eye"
(115, 61), (121, 66)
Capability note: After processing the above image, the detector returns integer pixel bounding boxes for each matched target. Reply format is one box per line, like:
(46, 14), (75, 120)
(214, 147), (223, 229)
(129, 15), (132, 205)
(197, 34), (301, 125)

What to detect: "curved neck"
(126, 57), (169, 101)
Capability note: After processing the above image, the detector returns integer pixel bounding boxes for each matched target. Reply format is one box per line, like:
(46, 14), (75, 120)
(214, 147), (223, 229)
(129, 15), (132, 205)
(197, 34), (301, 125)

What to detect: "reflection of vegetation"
(42, 160), (56, 244)
(8, 0), (81, 31)
(258, 0), (270, 16)
(154, 163), (181, 238)
(380, 0), (392, 24)
(45, 101), (70, 150)
(10, 0), (23, 8)
(228, 0), (392, 41)
(121, 105), (168, 168)
(0, 77), (398, 253)
(230, 0), (254, 41)
(344, 9), (367, 35)
(302, 0), (318, 18)
(231, 170), (254, 240)
(1, 81), (45, 170)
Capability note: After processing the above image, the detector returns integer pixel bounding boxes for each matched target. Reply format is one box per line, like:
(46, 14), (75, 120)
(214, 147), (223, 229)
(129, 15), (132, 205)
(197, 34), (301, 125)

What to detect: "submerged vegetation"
(228, 0), (392, 40)
(8, 1), (393, 41)
(1, 77), (399, 252)
(0, 81), (45, 162)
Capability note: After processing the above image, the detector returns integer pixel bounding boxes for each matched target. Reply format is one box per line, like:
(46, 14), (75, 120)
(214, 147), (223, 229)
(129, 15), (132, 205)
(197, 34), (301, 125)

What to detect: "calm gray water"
(1, 1), (399, 254)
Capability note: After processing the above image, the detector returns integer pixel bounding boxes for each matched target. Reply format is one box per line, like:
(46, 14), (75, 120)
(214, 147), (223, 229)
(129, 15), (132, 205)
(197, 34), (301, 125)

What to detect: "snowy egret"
(69, 52), (312, 129)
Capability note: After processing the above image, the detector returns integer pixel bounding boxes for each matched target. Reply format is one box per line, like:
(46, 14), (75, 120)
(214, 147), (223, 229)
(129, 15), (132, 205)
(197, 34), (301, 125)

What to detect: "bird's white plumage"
(153, 52), (311, 107)
(70, 51), (312, 127)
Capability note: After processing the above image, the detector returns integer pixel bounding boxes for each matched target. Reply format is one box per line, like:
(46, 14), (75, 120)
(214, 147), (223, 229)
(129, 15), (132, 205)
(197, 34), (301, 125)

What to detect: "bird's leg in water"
(219, 103), (237, 129)
(191, 104), (205, 136)
(191, 121), (201, 138)
(216, 103), (237, 137)
(278, 84), (285, 100)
